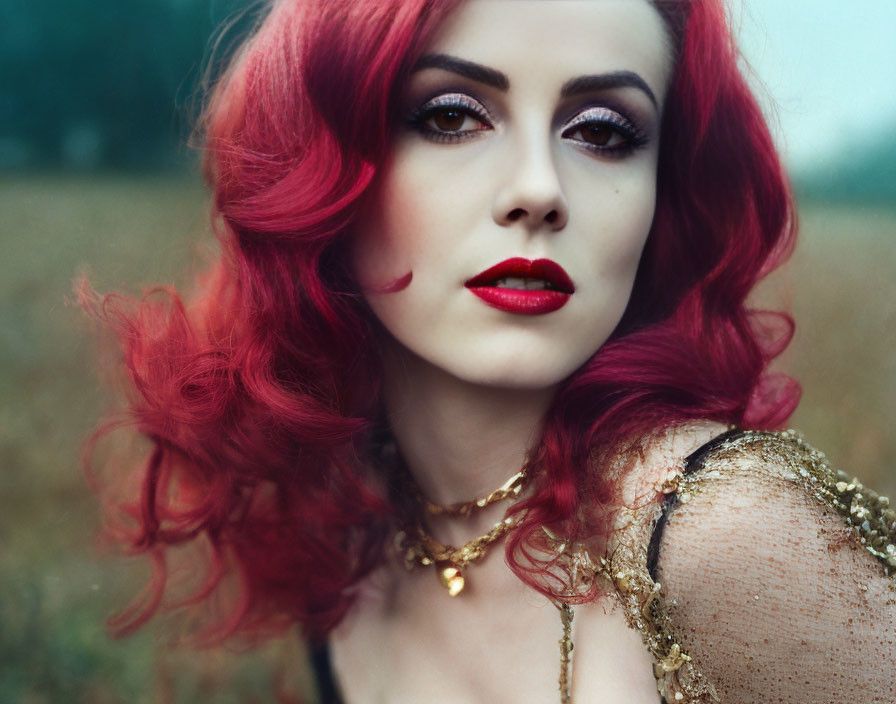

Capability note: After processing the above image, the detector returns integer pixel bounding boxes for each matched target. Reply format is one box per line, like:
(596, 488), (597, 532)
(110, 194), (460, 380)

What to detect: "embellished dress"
(313, 429), (896, 703)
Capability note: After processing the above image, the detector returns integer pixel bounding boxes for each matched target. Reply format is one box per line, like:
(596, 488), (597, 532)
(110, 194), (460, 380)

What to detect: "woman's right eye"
(425, 107), (485, 133)
(408, 93), (492, 142)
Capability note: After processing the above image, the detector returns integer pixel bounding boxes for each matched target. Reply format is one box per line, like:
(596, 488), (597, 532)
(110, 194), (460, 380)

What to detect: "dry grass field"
(760, 204), (896, 491)
(1, 172), (894, 701)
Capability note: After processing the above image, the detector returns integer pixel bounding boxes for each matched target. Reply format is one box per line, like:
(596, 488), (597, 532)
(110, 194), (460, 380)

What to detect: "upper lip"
(465, 257), (575, 293)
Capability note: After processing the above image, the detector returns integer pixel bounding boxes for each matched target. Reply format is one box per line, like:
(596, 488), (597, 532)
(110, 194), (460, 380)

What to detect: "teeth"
(493, 277), (553, 290)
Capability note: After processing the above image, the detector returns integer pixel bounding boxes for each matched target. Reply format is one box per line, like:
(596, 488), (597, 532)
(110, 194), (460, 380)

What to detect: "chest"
(328, 582), (661, 704)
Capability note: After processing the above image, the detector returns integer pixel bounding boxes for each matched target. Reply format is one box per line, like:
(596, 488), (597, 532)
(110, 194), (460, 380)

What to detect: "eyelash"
(407, 93), (493, 144)
(561, 107), (649, 158)
(407, 93), (649, 157)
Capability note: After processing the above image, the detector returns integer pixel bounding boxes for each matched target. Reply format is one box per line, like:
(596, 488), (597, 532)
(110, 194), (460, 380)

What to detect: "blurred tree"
(0, 0), (258, 170)
(794, 123), (896, 207)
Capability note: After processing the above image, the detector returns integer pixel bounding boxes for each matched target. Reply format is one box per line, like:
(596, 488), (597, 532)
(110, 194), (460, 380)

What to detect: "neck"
(380, 343), (556, 542)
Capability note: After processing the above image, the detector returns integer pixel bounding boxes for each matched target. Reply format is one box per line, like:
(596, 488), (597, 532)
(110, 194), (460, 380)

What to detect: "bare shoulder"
(614, 421), (730, 506)
(654, 429), (896, 703)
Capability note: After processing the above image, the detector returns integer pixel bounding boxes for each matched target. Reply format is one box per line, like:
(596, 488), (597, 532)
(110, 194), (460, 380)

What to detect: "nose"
(492, 133), (569, 232)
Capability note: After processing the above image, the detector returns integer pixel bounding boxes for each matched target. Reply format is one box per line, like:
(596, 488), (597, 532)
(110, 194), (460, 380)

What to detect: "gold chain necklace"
(396, 510), (524, 595)
(416, 467), (529, 517)
(396, 466), (532, 595)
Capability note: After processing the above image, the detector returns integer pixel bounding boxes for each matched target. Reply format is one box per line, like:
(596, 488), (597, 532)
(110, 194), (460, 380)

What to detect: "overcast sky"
(734, 0), (896, 172)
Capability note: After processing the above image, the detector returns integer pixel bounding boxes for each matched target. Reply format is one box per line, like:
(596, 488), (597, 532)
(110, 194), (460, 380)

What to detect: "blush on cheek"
(362, 270), (414, 295)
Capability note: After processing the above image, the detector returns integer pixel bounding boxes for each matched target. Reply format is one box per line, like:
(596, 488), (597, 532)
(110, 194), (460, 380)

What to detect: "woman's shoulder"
(657, 428), (896, 577)
(650, 428), (896, 703)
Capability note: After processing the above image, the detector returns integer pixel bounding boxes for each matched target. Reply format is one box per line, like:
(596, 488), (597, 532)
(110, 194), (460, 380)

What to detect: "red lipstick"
(464, 258), (575, 315)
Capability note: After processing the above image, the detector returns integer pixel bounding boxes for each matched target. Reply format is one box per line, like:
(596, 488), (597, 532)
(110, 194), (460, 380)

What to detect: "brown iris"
(432, 108), (466, 131)
(580, 125), (614, 146)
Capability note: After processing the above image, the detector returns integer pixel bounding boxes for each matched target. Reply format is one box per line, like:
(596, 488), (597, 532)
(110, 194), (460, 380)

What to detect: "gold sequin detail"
(606, 542), (719, 703)
(698, 430), (896, 575)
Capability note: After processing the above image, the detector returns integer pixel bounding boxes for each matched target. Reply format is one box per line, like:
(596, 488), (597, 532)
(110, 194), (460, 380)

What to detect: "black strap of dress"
(309, 640), (342, 704)
(646, 427), (744, 580)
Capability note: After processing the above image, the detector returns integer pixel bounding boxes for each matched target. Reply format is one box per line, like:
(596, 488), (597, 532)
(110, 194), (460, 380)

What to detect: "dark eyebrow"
(561, 71), (658, 110)
(413, 56), (657, 111)
(413, 54), (509, 91)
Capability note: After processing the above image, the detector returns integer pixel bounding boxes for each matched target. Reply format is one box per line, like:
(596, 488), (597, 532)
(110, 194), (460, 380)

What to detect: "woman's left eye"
(561, 107), (647, 156)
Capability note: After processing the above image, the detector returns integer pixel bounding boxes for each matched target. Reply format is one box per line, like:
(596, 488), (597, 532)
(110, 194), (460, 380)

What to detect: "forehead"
(425, 0), (671, 102)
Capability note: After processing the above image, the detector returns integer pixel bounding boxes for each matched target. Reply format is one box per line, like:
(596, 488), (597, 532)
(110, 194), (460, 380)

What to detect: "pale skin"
(334, 1), (723, 701)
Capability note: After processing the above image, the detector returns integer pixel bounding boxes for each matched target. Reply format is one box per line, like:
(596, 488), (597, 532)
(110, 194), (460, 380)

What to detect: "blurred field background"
(1, 1), (895, 702)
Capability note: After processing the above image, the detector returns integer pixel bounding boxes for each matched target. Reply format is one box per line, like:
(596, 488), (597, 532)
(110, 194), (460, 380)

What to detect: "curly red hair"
(84, 0), (798, 644)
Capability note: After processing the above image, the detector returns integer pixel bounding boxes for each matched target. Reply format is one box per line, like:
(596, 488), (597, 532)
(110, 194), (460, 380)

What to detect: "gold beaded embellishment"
(608, 545), (720, 702)
(540, 526), (610, 704)
(557, 602), (575, 704)
(693, 430), (896, 574)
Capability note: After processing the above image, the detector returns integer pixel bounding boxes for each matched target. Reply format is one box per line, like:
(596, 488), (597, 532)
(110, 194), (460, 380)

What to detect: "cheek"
(351, 149), (443, 289)
(577, 170), (657, 276)
(351, 179), (418, 290)
(615, 191), (655, 269)
(352, 158), (482, 291)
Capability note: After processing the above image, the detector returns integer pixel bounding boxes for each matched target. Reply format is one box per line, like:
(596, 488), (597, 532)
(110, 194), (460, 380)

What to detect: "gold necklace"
(396, 510), (524, 595)
(413, 465), (530, 517)
(396, 466), (532, 595)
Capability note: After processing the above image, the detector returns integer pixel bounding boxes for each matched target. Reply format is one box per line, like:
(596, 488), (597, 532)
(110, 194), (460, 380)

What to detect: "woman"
(85, 0), (896, 701)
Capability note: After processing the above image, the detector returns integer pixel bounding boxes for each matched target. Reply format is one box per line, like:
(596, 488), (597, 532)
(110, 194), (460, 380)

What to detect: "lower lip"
(466, 287), (571, 315)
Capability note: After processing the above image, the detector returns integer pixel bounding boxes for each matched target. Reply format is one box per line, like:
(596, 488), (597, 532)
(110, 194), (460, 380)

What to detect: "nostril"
(545, 210), (558, 224)
(508, 208), (526, 221)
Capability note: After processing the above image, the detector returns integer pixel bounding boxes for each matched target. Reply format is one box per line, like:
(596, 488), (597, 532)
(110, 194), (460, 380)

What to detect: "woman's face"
(352, 0), (671, 390)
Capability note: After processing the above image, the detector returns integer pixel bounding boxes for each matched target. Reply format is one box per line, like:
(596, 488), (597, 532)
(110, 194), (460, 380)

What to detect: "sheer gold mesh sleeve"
(653, 431), (896, 703)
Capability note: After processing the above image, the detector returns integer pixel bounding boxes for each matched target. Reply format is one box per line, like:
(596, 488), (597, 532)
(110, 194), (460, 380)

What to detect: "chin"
(378, 317), (614, 394)
(440, 347), (595, 392)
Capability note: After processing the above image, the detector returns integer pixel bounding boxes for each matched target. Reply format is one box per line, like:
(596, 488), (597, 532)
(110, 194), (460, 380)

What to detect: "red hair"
(84, 0), (798, 643)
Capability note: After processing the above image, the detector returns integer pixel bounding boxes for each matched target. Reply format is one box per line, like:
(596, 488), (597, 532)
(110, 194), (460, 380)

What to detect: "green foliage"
(0, 566), (154, 703)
